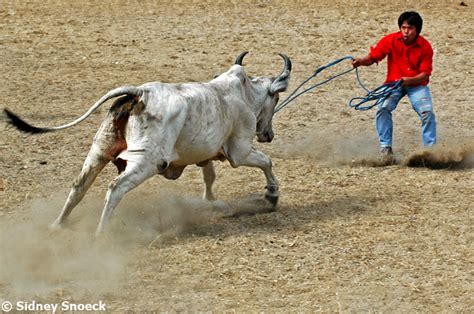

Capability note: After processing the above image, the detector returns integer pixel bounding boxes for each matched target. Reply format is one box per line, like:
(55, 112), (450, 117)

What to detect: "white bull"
(4, 52), (292, 234)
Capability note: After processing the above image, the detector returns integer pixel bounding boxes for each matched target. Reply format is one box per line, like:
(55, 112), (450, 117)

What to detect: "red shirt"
(369, 31), (433, 85)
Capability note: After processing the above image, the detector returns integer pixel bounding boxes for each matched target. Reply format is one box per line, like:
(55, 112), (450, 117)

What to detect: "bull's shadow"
(100, 192), (372, 246)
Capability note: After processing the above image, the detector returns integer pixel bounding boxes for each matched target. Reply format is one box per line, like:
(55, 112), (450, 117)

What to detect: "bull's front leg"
(227, 147), (279, 206)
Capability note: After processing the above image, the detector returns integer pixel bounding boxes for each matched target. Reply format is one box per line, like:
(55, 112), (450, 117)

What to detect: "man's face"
(400, 21), (418, 45)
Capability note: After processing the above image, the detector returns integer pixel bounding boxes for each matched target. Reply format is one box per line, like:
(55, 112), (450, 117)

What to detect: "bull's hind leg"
(96, 160), (156, 235)
(201, 161), (216, 201)
(51, 154), (109, 229)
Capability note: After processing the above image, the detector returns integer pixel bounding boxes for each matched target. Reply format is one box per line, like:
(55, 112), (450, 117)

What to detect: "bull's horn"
(278, 53), (292, 74)
(235, 51), (249, 65)
(269, 54), (292, 95)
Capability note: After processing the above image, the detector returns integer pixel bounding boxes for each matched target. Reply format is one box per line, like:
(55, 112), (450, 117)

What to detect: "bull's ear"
(269, 72), (290, 95)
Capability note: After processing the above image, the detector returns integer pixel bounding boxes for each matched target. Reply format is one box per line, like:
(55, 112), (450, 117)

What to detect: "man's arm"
(352, 54), (375, 68)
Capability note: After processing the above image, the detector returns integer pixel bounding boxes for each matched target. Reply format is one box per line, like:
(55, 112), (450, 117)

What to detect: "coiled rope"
(274, 55), (402, 113)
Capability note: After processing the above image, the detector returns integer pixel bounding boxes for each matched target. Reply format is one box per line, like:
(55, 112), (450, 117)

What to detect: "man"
(352, 11), (436, 160)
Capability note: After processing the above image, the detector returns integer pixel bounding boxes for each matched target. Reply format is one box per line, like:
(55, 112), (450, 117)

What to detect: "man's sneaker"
(379, 147), (395, 165)
(380, 147), (393, 156)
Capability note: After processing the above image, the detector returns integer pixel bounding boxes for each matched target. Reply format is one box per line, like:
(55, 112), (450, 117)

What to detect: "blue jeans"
(376, 85), (436, 148)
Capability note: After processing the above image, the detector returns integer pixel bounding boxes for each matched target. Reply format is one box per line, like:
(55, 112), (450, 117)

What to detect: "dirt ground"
(1, 0), (473, 312)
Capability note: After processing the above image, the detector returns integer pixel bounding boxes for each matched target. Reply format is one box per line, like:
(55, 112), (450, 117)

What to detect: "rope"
(274, 55), (402, 113)
(348, 80), (402, 111)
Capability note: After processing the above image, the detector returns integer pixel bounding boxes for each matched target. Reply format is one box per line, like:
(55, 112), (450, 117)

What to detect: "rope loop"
(274, 55), (403, 113)
(348, 80), (402, 111)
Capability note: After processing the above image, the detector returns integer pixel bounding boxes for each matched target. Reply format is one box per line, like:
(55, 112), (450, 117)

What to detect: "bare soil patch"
(1, 1), (472, 311)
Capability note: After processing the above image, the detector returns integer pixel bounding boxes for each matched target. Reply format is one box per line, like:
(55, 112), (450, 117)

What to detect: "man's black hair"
(398, 11), (423, 35)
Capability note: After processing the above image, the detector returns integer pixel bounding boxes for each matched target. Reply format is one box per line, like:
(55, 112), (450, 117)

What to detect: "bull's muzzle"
(257, 130), (274, 143)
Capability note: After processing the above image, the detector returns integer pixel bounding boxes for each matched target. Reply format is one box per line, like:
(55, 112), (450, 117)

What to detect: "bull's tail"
(3, 86), (142, 134)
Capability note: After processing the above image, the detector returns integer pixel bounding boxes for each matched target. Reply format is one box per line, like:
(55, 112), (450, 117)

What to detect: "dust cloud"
(403, 140), (474, 169)
(0, 198), (127, 299)
(277, 129), (380, 166)
(0, 185), (245, 299)
(277, 130), (474, 169)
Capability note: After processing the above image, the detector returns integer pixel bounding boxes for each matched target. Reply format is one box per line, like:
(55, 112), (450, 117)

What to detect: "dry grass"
(1, 1), (473, 312)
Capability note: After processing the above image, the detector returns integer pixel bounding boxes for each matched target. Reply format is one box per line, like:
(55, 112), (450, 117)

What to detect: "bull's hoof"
(265, 185), (279, 207)
(95, 227), (106, 237)
(264, 193), (279, 207)
(49, 220), (64, 231)
(203, 192), (216, 201)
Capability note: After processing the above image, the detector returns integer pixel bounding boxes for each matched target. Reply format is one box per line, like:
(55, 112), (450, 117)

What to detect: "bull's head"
(235, 51), (292, 143)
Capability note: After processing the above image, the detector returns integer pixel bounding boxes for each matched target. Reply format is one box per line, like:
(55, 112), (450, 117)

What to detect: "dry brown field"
(1, 0), (473, 312)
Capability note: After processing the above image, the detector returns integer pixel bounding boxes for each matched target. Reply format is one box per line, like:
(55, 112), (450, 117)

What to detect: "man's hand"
(352, 55), (375, 68)
(352, 58), (363, 68)
(400, 73), (429, 87)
